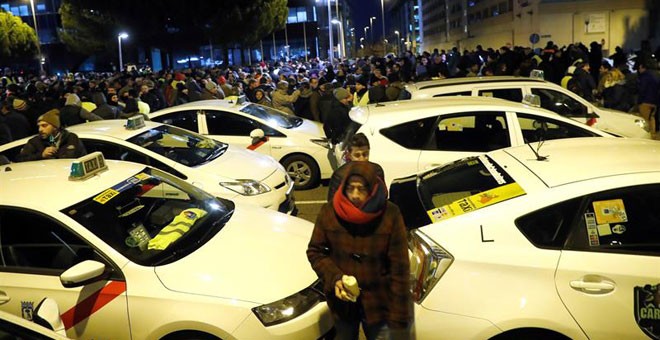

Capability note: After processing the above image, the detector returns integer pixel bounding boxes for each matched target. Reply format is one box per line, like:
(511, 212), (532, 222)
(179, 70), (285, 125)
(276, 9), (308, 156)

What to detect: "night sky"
(348, 0), (389, 41)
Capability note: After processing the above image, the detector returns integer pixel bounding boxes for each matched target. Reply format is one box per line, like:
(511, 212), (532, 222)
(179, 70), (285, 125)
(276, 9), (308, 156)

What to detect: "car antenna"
(527, 138), (548, 161)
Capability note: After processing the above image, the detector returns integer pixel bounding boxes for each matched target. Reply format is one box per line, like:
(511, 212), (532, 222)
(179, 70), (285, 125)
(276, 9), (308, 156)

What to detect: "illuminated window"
(37, 3), (46, 12)
(1, 4), (9, 12)
(19, 5), (29, 16)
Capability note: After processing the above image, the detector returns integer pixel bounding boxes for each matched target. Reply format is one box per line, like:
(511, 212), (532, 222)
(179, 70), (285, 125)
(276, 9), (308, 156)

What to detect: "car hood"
(292, 118), (326, 138)
(592, 107), (651, 138)
(154, 204), (317, 304)
(204, 145), (278, 181)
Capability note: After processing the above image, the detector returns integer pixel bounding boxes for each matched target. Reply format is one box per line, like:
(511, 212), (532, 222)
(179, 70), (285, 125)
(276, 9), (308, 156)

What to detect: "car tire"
(282, 154), (320, 190)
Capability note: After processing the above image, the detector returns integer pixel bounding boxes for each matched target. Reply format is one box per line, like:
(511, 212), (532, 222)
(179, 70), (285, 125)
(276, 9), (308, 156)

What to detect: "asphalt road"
(295, 183), (329, 223)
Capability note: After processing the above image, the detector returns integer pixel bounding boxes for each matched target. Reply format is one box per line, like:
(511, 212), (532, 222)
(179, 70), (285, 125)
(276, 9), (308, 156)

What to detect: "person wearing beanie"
(17, 109), (87, 162)
(201, 79), (225, 100)
(323, 87), (353, 144)
(271, 80), (301, 115)
(59, 93), (103, 128)
(352, 76), (370, 107)
(3, 98), (31, 140)
(307, 161), (412, 340)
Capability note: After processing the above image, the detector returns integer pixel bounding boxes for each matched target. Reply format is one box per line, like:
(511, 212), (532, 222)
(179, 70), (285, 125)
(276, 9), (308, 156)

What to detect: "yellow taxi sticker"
(93, 188), (120, 204)
(427, 182), (525, 222)
(593, 199), (628, 224)
(134, 173), (150, 181)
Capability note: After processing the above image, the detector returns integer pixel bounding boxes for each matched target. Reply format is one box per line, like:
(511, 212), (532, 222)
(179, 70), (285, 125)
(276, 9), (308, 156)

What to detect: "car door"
(555, 185), (660, 339)
(530, 87), (591, 124)
(0, 207), (131, 339)
(199, 109), (273, 156)
(417, 111), (511, 173)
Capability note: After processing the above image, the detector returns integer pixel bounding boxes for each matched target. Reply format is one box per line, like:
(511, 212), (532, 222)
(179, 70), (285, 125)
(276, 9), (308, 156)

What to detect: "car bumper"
(414, 303), (502, 339)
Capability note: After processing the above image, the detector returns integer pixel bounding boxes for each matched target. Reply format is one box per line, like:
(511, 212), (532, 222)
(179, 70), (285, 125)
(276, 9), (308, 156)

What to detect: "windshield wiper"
(202, 144), (228, 163)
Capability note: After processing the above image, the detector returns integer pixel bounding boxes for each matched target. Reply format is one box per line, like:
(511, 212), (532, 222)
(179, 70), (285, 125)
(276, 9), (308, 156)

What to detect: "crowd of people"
(1, 39), (659, 148)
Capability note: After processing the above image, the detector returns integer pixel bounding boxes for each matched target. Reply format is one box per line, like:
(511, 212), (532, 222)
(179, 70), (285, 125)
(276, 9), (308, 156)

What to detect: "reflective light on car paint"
(519, 297), (527, 309)
(281, 307), (295, 316)
(198, 273), (213, 282)
(208, 201), (221, 211)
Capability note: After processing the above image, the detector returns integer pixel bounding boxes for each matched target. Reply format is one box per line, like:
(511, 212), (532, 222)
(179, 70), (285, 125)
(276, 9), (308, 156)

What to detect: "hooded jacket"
(307, 162), (412, 330)
(60, 94), (102, 127)
(91, 92), (120, 119)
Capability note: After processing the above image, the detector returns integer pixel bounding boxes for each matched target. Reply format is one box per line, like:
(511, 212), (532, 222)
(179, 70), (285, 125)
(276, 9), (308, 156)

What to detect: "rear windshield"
(240, 103), (303, 129)
(418, 155), (525, 222)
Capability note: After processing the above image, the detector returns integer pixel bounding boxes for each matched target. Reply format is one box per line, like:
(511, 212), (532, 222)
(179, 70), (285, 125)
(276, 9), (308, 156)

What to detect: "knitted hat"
(12, 98), (27, 111)
(38, 109), (61, 128)
(334, 87), (350, 101)
(217, 76), (227, 85)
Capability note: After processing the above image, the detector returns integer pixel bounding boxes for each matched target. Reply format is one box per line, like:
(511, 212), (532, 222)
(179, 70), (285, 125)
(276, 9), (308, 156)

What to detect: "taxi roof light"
(125, 115), (145, 130)
(522, 94), (541, 107)
(69, 151), (108, 181)
(530, 69), (545, 80)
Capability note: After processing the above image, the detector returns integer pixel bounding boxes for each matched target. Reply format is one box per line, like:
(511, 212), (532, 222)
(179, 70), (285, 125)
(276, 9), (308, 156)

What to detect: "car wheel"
(282, 154), (320, 190)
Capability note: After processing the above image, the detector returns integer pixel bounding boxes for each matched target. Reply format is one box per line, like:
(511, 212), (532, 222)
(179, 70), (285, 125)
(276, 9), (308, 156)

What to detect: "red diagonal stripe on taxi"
(61, 281), (126, 330)
(247, 137), (269, 150)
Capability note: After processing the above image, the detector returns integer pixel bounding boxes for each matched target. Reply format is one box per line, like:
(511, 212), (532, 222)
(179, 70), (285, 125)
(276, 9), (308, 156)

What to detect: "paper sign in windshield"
(593, 199), (628, 224)
(427, 182), (525, 222)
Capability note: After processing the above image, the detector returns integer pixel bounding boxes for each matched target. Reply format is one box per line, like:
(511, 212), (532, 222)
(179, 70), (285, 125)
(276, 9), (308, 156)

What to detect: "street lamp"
(369, 17), (376, 42)
(28, 0), (43, 73)
(394, 30), (400, 55)
(364, 26), (370, 42)
(331, 19), (345, 60)
(117, 32), (129, 72)
(380, 0), (386, 42)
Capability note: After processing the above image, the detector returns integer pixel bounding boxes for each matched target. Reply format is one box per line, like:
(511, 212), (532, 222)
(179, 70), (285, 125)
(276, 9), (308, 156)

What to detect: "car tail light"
(408, 230), (453, 302)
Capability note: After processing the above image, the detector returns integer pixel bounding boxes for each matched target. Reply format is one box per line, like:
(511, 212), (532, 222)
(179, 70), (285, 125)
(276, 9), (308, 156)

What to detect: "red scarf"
(333, 180), (387, 224)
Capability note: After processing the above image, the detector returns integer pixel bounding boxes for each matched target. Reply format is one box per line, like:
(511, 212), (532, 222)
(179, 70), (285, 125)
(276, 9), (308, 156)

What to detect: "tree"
(0, 10), (38, 62)
(58, 0), (116, 55)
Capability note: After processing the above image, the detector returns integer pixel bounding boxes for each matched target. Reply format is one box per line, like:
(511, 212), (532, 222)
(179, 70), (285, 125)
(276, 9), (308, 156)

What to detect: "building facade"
(420, 0), (658, 55)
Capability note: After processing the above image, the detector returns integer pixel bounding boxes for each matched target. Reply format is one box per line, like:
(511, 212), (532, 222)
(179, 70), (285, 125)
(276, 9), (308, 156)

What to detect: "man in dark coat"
(307, 161), (412, 340)
(323, 87), (353, 145)
(91, 92), (120, 120)
(17, 109), (87, 161)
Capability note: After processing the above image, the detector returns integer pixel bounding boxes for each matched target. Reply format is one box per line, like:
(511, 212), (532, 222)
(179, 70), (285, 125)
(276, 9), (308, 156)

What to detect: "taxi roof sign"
(69, 151), (108, 180)
(530, 69), (545, 80)
(125, 115), (146, 130)
(522, 94), (541, 107)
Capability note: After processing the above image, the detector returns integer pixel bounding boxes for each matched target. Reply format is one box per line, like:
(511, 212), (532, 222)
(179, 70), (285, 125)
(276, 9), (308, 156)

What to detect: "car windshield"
(239, 103), (303, 129)
(128, 125), (227, 167)
(418, 155), (525, 222)
(62, 167), (234, 266)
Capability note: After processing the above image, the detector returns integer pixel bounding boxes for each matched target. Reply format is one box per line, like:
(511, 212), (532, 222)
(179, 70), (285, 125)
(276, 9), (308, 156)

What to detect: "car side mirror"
(60, 260), (107, 288)
(33, 297), (66, 336)
(250, 129), (266, 144)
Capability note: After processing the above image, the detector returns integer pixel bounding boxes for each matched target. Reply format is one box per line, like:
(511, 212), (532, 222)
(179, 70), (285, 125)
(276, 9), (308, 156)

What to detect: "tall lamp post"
(117, 32), (128, 72)
(363, 26), (369, 44)
(380, 0), (386, 42)
(394, 30), (400, 55)
(369, 17), (376, 43)
(331, 19), (345, 60)
(28, 0), (44, 73)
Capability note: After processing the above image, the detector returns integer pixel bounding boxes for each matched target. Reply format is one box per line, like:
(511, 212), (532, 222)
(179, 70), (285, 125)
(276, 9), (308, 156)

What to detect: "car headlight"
(409, 230), (453, 302)
(310, 138), (331, 149)
(252, 282), (324, 326)
(634, 118), (650, 132)
(220, 179), (271, 196)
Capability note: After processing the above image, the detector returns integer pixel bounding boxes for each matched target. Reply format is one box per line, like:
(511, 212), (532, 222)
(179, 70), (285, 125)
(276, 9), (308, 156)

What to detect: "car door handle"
(0, 293), (10, 304)
(569, 280), (615, 293)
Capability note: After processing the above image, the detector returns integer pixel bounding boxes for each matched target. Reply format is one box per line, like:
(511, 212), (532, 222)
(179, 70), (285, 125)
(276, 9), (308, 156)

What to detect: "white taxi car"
(405, 76), (650, 139)
(0, 118), (296, 214)
(0, 154), (333, 339)
(337, 96), (612, 184)
(149, 99), (335, 190)
(389, 137), (660, 340)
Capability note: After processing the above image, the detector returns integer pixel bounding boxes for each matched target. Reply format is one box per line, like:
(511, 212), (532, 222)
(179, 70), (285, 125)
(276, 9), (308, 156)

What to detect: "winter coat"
(17, 130), (87, 162)
(323, 99), (351, 144)
(271, 88), (301, 115)
(92, 92), (120, 120)
(307, 162), (412, 330)
(60, 94), (102, 127)
(603, 82), (633, 112)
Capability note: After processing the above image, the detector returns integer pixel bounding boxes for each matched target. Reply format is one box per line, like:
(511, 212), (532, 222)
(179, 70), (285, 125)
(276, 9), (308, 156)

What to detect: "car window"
(478, 88), (523, 102)
(516, 198), (583, 249)
(0, 207), (110, 275)
(432, 91), (471, 97)
(63, 168), (234, 266)
(83, 140), (188, 180)
(517, 113), (601, 143)
(239, 103), (302, 129)
(566, 185), (660, 256)
(380, 116), (437, 149)
(431, 112), (510, 152)
(205, 110), (258, 136)
(0, 318), (58, 340)
(153, 110), (199, 132)
(418, 155), (524, 222)
(531, 88), (587, 117)
(0, 145), (23, 163)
